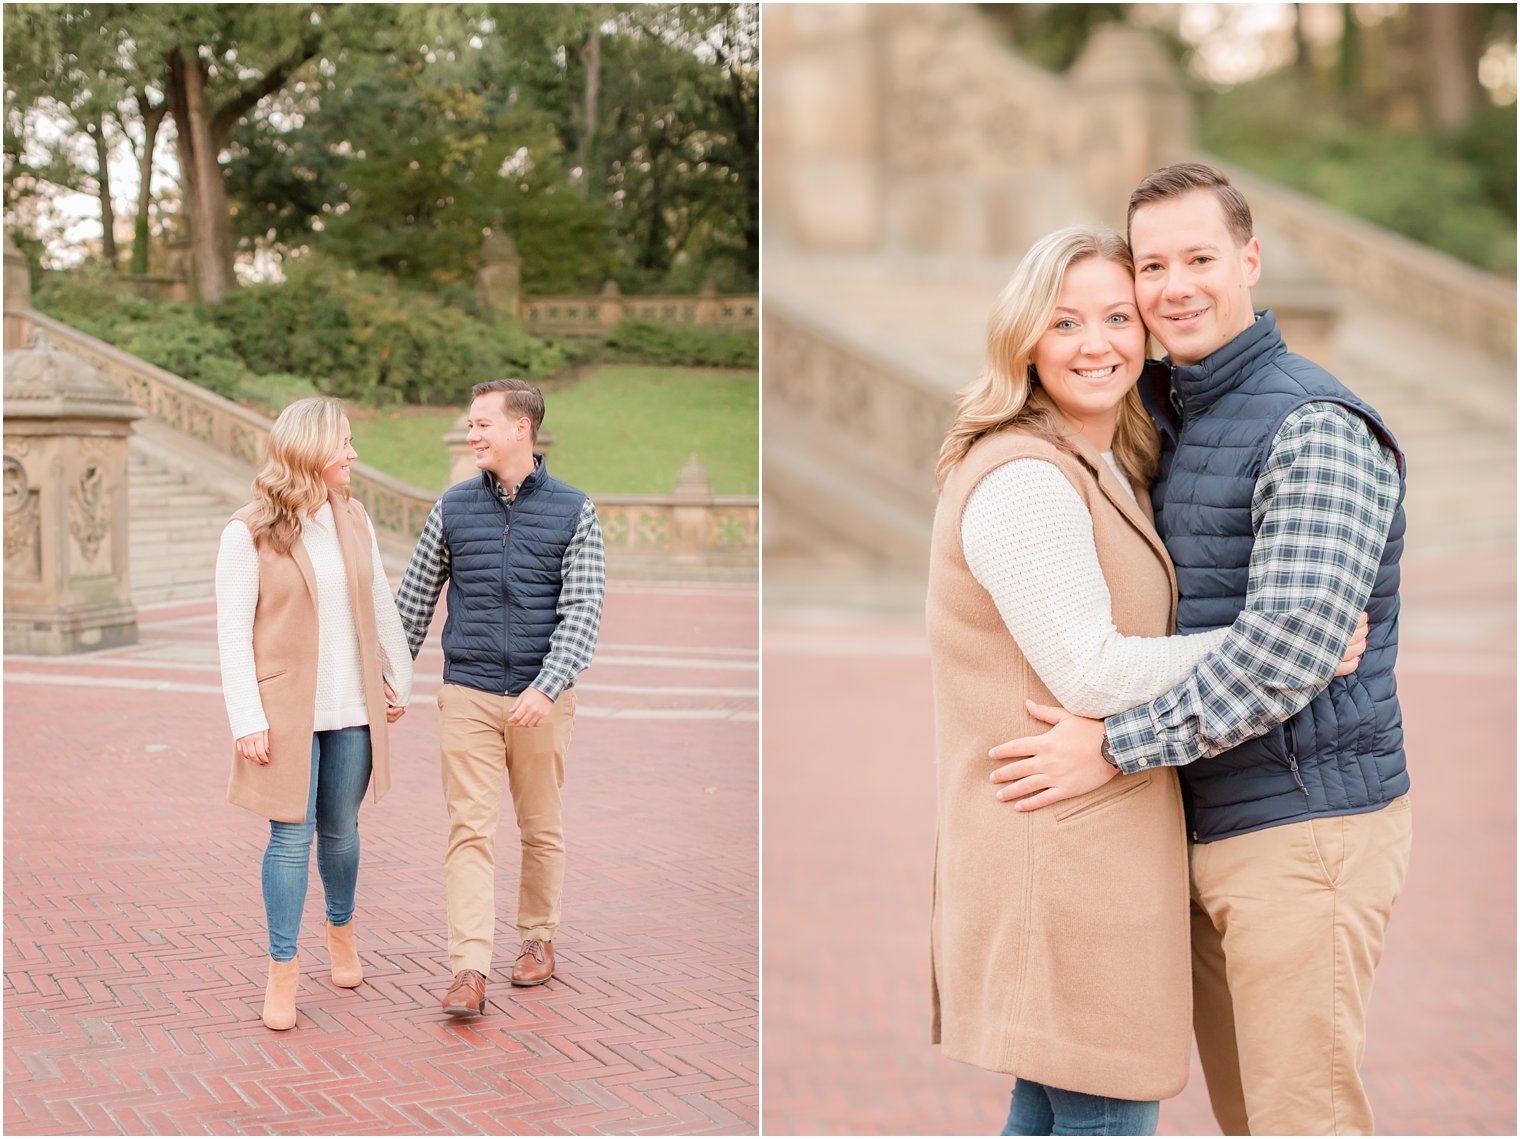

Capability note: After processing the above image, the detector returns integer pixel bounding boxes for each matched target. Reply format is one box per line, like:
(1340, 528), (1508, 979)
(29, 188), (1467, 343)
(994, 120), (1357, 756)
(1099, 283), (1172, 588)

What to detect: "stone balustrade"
(523, 287), (759, 336)
(1212, 158), (1516, 362)
(3, 305), (757, 579)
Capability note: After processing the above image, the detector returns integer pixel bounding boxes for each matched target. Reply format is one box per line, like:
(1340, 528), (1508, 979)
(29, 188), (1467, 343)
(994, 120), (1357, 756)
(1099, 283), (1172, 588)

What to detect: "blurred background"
(761, 4), (1516, 1135)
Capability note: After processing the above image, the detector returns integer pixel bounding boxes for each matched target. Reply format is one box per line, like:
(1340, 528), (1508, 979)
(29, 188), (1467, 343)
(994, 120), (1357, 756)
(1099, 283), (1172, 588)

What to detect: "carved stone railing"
(598, 495), (759, 577)
(523, 288), (759, 336)
(3, 305), (757, 578)
(763, 299), (948, 567)
(1212, 159), (1516, 362)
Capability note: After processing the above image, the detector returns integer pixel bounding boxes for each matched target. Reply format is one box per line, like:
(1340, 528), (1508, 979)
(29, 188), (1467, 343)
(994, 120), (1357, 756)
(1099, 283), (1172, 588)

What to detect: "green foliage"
(1200, 74), (1516, 274)
(600, 319), (758, 369)
(34, 261), (575, 408)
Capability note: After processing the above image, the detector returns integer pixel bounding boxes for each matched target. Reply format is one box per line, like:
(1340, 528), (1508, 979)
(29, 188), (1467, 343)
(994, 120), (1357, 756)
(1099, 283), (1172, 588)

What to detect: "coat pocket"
(1054, 775), (1152, 824)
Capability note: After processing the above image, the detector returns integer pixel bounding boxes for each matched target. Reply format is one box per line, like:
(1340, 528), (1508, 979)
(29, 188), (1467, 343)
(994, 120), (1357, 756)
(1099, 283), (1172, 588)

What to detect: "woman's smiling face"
(1031, 256), (1146, 448)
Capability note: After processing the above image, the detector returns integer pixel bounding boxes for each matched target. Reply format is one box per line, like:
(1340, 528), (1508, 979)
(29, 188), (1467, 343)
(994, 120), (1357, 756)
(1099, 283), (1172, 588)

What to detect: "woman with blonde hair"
(215, 397), (412, 1031)
(926, 226), (1363, 1134)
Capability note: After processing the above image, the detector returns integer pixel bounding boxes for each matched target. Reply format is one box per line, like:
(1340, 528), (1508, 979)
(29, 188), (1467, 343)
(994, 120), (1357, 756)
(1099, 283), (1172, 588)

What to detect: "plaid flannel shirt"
(1104, 402), (1401, 774)
(394, 472), (605, 701)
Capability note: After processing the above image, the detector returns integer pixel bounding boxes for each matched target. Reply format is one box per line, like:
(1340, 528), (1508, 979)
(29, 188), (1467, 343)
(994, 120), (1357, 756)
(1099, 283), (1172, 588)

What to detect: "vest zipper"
(500, 500), (513, 695)
(1287, 753), (1309, 798)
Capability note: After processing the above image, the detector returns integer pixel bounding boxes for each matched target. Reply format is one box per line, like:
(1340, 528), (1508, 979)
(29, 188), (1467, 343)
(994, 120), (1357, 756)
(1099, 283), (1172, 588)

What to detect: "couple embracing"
(215, 378), (603, 1031)
(928, 164), (1412, 1137)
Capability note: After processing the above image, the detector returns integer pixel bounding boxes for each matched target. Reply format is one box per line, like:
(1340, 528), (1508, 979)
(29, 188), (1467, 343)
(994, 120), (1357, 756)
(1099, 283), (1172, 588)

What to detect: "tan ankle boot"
(325, 920), (363, 988)
(262, 955), (299, 1030)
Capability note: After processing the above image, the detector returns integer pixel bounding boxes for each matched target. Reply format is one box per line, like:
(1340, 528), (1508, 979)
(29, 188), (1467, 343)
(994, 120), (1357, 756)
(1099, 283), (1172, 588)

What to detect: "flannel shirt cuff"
(1104, 703), (1167, 773)
(528, 669), (569, 701)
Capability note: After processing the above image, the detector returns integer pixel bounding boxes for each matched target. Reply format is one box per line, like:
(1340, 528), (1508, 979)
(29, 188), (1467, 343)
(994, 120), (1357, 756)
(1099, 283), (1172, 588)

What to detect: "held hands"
(505, 687), (553, 729)
(235, 730), (271, 765)
(384, 680), (405, 724)
(1336, 611), (1370, 677)
(988, 701), (1114, 812)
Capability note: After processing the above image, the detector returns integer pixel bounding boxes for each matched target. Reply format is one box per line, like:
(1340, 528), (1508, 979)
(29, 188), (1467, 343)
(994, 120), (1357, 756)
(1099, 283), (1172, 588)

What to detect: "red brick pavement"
(762, 549), (1516, 1136)
(4, 582), (757, 1136)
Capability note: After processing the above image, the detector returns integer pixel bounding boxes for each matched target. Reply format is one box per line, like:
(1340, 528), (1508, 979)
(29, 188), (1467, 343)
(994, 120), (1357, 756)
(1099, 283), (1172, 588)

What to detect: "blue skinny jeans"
(1000, 1079), (1159, 1136)
(262, 726), (372, 961)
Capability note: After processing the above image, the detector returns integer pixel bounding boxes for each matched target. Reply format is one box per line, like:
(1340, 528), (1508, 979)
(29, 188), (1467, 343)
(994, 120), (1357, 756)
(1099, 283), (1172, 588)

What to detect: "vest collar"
(1166, 309), (1284, 415)
(484, 453), (548, 502)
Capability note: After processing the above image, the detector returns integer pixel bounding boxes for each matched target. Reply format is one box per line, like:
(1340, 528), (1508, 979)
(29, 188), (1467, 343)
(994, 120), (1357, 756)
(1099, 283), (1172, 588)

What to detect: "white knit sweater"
(215, 501), (413, 741)
(962, 455), (1229, 719)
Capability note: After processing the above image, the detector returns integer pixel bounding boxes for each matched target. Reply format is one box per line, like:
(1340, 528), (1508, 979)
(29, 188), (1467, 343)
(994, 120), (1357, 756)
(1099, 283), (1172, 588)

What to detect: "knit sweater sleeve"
(214, 519), (269, 741)
(364, 510), (413, 707)
(961, 460), (1229, 718)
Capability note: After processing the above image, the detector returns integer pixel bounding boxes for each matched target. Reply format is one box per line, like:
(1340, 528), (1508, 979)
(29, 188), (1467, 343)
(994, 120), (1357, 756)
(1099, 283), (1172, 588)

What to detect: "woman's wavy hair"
(247, 397), (348, 554)
(934, 225), (1159, 491)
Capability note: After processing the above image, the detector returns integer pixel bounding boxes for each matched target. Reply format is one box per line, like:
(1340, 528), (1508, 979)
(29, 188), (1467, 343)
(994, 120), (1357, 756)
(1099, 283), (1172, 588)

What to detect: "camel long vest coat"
(927, 422), (1192, 1101)
(225, 495), (391, 824)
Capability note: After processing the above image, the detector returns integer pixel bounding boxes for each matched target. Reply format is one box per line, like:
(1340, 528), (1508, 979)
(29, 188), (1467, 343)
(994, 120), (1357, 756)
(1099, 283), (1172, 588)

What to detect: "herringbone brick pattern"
(5, 582), (757, 1135)
(762, 549), (1516, 1136)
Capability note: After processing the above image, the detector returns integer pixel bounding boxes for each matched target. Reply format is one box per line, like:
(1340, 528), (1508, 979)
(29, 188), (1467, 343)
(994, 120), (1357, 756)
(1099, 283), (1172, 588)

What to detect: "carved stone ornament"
(4, 455), (40, 573)
(68, 463), (109, 564)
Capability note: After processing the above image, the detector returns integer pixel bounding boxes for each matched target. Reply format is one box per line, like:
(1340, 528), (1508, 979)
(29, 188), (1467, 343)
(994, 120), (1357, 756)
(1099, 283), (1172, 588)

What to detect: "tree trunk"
(88, 114), (118, 268)
(1337, 3), (1359, 94)
(180, 53), (237, 301)
(1420, 3), (1483, 129)
(576, 15), (602, 189)
(131, 95), (167, 276)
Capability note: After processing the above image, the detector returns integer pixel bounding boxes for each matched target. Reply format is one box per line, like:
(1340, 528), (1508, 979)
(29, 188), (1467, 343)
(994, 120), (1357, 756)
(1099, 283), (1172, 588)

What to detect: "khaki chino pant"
(437, 683), (578, 975)
(1189, 795), (1413, 1136)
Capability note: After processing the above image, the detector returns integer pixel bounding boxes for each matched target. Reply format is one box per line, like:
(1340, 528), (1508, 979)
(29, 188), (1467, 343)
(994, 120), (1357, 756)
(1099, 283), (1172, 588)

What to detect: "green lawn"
(349, 365), (758, 497)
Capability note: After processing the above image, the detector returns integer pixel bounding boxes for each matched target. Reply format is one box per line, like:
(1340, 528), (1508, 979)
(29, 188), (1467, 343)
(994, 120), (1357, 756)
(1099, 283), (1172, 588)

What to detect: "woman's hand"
(1335, 611), (1370, 677)
(384, 680), (405, 723)
(235, 730), (271, 765)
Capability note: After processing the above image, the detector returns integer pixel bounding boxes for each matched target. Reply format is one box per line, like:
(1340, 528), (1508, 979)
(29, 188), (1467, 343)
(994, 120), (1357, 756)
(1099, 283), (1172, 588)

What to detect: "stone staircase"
(126, 440), (241, 606)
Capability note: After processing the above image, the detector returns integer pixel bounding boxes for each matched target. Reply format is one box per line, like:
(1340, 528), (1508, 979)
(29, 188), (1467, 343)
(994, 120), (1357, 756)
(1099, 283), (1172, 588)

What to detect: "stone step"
(125, 435), (240, 607)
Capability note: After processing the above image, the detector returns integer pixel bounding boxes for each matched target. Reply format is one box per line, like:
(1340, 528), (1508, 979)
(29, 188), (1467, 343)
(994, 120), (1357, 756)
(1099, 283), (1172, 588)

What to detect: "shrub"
(600, 319), (758, 369)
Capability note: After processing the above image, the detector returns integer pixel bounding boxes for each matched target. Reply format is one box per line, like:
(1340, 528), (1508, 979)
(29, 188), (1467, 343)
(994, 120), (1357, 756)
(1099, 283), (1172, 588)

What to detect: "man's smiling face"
(1129, 189), (1261, 366)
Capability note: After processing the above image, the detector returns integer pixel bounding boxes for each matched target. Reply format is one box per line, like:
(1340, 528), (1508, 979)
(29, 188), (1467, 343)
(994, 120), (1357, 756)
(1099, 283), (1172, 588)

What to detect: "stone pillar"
(4, 230), (32, 351)
(670, 453), (714, 562)
(476, 228), (523, 320)
(1068, 24), (1194, 232)
(166, 237), (193, 302)
(598, 280), (626, 330)
(763, 4), (884, 251)
(695, 280), (720, 328)
(4, 330), (145, 654)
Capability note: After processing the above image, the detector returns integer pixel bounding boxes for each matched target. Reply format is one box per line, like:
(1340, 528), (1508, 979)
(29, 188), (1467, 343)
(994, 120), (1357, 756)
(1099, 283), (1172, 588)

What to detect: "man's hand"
(236, 730), (271, 765)
(1335, 611), (1369, 677)
(988, 700), (1115, 811)
(505, 687), (553, 728)
(384, 680), (405, 724)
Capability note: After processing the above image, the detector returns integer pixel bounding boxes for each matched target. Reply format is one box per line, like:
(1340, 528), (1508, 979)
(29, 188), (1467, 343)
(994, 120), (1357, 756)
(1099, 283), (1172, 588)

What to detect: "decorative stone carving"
(3, 328), (143, 653)
(68, 461), (110, 566)
(4, 454), (40, 579)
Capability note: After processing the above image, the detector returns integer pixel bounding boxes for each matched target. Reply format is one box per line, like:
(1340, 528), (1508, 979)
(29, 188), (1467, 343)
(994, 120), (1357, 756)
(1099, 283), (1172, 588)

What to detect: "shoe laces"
(519, 940), (546, 963)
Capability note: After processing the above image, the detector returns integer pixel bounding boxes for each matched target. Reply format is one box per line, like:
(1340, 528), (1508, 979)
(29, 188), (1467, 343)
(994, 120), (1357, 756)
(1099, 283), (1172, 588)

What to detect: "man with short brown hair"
(992, 163), (1411, 1134)
(396, 378), (604, 1015)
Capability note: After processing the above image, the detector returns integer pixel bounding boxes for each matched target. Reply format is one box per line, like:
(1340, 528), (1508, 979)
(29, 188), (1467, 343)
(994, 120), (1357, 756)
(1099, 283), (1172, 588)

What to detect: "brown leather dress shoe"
(510, 939), (554, 986)
(441, 969), (488, 1016)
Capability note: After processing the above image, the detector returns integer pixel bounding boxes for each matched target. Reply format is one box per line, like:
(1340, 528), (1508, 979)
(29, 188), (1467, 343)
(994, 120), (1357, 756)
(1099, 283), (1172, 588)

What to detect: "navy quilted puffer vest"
(439, 459), (586, 696)
(1141, 311), (1409, 842)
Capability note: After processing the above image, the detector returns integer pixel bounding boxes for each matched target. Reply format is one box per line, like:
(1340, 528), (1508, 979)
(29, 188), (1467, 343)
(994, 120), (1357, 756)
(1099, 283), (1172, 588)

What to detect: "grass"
(349, 365), (758, 497)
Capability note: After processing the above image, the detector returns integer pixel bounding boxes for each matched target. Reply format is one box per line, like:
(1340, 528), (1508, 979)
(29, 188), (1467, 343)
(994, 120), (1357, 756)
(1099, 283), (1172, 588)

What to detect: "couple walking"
(214, 378), (604, 1030)
(928, 164), (1412, 1136)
